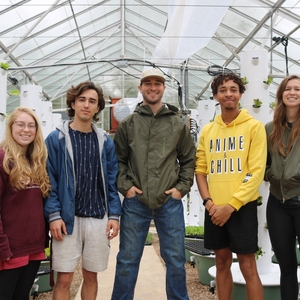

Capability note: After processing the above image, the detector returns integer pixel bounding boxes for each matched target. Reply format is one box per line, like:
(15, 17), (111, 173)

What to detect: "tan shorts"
(52, 215), (110, 273)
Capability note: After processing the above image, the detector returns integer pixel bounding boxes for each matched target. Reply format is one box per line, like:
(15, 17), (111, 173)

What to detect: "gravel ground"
(32, 232), (300, 300)
(30, 260), (82, 300)
(151, 233), (218, 300)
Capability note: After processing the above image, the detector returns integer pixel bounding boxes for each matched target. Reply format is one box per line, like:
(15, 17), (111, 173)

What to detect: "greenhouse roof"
(1, 0), (300, 112)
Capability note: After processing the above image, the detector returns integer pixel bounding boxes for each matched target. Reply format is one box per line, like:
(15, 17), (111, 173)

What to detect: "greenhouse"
(1, 1), (300, 300)
(1, 0), (299, 121)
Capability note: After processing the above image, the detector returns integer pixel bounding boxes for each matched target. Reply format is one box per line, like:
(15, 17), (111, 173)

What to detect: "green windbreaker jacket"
(265, 121), (300, 201)
(114, 102), (195, 209)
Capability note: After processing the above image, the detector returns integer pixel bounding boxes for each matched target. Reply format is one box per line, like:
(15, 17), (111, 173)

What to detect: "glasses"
(14, 121), (37, 130)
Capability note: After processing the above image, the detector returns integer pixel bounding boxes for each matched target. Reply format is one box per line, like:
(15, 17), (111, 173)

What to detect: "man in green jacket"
(111, 68), (195, 300)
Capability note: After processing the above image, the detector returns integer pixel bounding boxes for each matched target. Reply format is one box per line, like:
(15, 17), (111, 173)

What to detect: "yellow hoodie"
(195, 109), (267, 211)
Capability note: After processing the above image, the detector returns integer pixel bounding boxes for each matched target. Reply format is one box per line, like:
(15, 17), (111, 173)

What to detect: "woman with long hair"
(0, 106), (51, 300)
(265, 74), (300, 300)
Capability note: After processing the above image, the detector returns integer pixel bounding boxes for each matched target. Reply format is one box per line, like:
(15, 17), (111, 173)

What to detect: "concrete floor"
(74, 233), (166, 300)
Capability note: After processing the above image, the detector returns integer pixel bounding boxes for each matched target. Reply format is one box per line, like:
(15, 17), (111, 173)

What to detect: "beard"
(143, 96), (162, 105)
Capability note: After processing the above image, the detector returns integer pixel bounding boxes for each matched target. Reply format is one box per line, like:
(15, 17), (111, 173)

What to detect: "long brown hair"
(269, 75), (300, 156)
(0, 106), (51, 197)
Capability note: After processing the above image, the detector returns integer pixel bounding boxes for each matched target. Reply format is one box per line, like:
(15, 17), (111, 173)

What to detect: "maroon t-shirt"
(0, 149), (46, 261)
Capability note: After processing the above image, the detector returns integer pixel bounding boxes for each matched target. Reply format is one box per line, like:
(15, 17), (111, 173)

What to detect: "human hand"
(50, 219), (67, 241)
(125, 186), (143, 198)
(165, 187), (182, 200)
(106, 219), (120, 240)
(209, 204), (235, 227)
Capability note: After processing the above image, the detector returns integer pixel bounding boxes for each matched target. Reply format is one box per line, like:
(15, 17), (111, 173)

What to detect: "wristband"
(202, 197), (212, 207)
(208, 204), (214, 212)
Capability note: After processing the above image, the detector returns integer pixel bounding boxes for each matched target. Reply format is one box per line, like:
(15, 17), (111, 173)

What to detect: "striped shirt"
(69, 128), (105, 219)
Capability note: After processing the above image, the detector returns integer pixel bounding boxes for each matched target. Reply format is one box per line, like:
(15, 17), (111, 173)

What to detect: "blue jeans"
(111, 196), (189, 300)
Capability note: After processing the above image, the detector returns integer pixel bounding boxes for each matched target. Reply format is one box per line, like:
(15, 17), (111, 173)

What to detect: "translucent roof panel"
(1, 0), (300, 113)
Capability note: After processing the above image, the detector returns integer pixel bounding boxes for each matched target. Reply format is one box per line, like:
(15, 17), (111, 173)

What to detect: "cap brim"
(140, 75), (166, 83)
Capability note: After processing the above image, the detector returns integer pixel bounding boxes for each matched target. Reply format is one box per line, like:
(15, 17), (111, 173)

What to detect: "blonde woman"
(0, 106), (51, 300)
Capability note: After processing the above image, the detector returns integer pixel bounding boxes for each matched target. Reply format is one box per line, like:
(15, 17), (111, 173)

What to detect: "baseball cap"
(140, 68), (166, 84)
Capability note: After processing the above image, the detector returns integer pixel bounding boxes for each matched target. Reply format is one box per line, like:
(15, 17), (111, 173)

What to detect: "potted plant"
(255, 246), (265, 260)
(241, 76), (249, 85)
(269, 101), (275, 110)
(253, 99), (262, 108)
(263, 75), (273, 85)
(257, 196), (263, 206)
(0, 62), (9, 70)
(0, 62), (9, 76)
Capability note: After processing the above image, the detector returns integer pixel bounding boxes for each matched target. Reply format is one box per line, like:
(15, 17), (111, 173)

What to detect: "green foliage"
(238, 102), (242, 109)
(263, 75), (273, 85)
(241, 76), (249, 85)
(44, 247), (50, 258)
(9, 89), (20, 96)
(257, 196), (263, 206)
(269, 101), (275, 109)
(0, 62), (10, 70)
(145, 232), (152, 244)
(185, 225), (204, 237)
(252, 99), (262, 108)
(255, 246), (265, 260)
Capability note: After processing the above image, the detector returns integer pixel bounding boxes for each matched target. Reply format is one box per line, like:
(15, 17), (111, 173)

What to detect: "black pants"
(267, 193), (300, 300)
(0, 260), (40, 300)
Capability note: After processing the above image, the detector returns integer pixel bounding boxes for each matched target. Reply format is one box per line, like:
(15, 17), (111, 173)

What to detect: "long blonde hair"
(0, 106), (51, 197)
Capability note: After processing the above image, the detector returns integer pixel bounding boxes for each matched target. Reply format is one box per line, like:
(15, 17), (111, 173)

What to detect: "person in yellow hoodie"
(195, 73), (266, 300)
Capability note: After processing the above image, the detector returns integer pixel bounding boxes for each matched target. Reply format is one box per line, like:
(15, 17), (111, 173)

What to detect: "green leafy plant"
(241, 76), (249, 85)
(0, 62), (10, 70)
(185, 225), (204, 238)
(238, 102), (242, 109)
(269, 101), (275, 110)
(257, 196), (263, 206)
(9, 89), (20, 96)
(253, 99), (262, 108)
(263, 75), (273, 85)
(255, 246), (265, 260)
(44, 247), (50, 258)
(145, 232), (152, 245)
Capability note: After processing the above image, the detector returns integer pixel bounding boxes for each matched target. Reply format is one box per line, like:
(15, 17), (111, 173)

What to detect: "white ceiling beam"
(121, 0), (125, 57)
(4, 0), (61, 60)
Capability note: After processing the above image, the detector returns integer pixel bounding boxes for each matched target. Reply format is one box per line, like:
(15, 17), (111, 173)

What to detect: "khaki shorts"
(52, 215), (110, 273)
